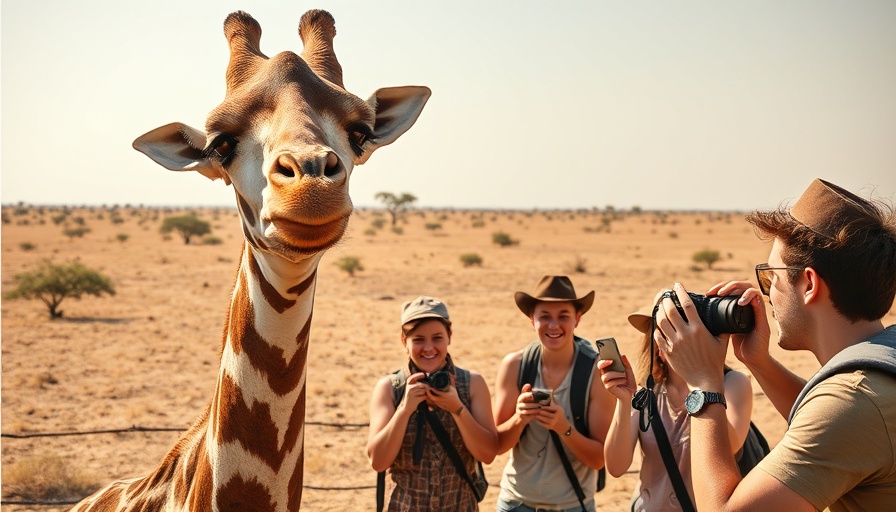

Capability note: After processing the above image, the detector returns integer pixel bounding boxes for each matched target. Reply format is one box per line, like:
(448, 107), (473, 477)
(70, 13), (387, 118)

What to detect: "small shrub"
(391, 226), (404, 235)
(693, 249), (722, 269)
(63, 227), (91, 239)
(471, 219), (486, 228)
(20, 242), (37, 251)
(363, 228), (377, 237)
(371, 218), (387, 229)
(336, 256), (364, 277)
(460, 253), (483, 267)
(202, 236), (224, 245)
(424, 223), (442, 231)
(3, 454), (99, 502)
(492, 231), (519, 247)
(116, 234), (129, 243)
(567, 255), (588, 274)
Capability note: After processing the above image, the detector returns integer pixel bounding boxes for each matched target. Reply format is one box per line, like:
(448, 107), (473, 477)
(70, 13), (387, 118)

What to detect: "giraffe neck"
(209, 242), (321, 511)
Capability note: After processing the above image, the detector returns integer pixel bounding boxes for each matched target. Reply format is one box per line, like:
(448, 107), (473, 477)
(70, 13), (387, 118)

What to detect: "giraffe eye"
(203, 133), (238, 163)
(347, 125), (375, 157)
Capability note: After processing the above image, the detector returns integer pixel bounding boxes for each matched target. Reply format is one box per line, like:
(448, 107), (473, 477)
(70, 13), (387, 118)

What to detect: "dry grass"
(4, 454), (100, 502)
(2, 205), (894, 511)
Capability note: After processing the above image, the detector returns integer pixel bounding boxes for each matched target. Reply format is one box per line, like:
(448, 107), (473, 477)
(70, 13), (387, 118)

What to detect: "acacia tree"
(374, 192), (417, 227)
(160, 214), (211, 244)
(4, 260), (115, 319)
(693, 249), (722, 269)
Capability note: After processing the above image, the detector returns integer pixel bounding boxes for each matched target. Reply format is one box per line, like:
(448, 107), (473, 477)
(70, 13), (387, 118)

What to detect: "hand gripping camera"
(657, 290), (754, 336)
(421, 370), (451, 391)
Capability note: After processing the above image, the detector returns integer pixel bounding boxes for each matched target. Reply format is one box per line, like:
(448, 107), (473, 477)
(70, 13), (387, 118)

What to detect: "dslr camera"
(531, 388), (553, 406)
(422, 370), (451, 391)
(656, 290), (754, 336)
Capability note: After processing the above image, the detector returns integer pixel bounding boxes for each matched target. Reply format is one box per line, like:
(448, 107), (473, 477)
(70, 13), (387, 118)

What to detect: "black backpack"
(517, 337), (607, 499)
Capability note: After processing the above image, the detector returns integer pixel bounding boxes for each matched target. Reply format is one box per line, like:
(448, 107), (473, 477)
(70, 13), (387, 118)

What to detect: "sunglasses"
(755, 263), (803, 295)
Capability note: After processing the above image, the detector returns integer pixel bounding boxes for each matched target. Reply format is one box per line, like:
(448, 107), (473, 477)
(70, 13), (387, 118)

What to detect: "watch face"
(685, 390), (705, 414)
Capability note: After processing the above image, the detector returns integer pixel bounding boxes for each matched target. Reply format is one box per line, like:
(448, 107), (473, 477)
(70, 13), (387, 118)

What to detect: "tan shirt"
(758, 369), (896, 512)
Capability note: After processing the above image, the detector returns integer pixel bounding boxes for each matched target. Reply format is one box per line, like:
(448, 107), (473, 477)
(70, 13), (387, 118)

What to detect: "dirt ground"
(3, 205), (894, 511)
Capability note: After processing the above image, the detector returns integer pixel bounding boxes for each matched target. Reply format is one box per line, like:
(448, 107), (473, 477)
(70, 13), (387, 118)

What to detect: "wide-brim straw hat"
(514, 275), (594, 317)
(627, 290), (668, 334)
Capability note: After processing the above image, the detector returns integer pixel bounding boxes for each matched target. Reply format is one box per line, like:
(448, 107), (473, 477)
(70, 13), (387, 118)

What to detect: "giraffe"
(71, 9), (429, 512)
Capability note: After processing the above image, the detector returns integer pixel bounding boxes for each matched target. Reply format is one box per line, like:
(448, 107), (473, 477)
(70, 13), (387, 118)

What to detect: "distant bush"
(363, 228), (377, 236)
(460, 253), (483, 267)
(116, 234), (129, 243)
(20, 242), (36, 251)
(568, 255), (588, 274)
(391, 226), (404, 235)
(160, 214), (211, 244)
(425, 222), (443, 231)
(471, 219), (486, 228)
(3, 454), (99, 502)
(693, 249), (722, 269)
(492, 232), (519, 247)
(51, 214), (68, 225)
(371, 218), (387, 229)
(202, 236), (224, 245)
(4, 260), (115, 319)
(63, 227), (91, 239)
(336, 256), (364, 277)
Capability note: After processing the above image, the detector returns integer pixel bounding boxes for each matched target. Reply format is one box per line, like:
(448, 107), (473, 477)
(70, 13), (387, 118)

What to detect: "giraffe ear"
(355, 86), (431, 165)
(133, 122), (228, 182)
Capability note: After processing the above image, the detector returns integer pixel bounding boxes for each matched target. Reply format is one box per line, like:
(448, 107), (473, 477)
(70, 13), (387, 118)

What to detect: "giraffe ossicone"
(72, 9), (429, 512)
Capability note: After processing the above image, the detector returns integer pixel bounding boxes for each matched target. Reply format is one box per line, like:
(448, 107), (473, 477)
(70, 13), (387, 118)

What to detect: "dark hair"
(746, 198), (896, 321)
(401, 317), (452, 338)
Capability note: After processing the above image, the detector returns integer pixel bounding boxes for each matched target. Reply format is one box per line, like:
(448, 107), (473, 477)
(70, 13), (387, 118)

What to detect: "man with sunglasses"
(654, 178), (896, 512)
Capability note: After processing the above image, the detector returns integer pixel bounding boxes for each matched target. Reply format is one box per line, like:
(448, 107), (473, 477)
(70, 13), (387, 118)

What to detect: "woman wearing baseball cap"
(368, 296), (498, 511)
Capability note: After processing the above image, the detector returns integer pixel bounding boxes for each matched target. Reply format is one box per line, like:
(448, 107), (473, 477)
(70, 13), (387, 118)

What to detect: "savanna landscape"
(3, 203), (894, 511)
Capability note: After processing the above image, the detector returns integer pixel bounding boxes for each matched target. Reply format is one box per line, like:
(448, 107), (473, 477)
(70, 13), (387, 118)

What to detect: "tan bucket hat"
(514, 275), (595, 317)
(627, 290), (667, 334)
(791, 178), (878, 239)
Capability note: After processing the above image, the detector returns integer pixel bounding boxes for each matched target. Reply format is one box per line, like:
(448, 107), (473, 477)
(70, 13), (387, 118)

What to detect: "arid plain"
(4, 205), (894, 511)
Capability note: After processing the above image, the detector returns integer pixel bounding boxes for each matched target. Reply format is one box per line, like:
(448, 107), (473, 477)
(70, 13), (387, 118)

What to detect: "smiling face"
(531, 301), (581, 350)
(401, 319), (451, 373)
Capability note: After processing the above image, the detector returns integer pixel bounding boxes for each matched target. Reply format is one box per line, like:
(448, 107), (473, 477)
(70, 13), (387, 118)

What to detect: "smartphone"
(597, 337), (626, 373)
(531, 388), (553, 406)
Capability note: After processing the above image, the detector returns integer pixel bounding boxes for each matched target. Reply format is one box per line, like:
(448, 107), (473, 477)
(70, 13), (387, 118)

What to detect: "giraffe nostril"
(323, 152), (341, 178)
(275, 164), (295, 179)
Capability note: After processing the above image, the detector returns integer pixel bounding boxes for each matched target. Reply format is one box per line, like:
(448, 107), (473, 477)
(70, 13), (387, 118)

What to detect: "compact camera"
(657, 290), (754, 336)
(422, 370), (451, 391)
(531, 388), (553, 406)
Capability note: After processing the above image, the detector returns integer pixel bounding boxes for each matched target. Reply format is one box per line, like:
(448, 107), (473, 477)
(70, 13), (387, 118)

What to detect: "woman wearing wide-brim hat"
(598, 290), (753, 512)
(493, 276), (615, 512)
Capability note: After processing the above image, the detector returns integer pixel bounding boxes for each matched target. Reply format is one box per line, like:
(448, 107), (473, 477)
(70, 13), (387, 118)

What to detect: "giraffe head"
(133, 10), (430, 261)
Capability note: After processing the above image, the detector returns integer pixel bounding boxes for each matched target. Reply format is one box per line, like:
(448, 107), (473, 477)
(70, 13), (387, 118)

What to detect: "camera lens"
(705, 296), (755, 335)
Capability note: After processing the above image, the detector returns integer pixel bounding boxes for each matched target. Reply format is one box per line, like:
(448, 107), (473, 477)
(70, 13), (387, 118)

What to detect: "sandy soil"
(3, 205), (894, 511)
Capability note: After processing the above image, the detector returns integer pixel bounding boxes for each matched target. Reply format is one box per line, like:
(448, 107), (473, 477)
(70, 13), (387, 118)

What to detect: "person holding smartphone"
(493, 275), (615, 512)
(368, 296), (498, 511)
(598, 291), (753, 511)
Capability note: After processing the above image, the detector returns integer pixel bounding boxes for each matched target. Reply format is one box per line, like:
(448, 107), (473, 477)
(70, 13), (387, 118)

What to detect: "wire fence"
(1, 420), (375, 507)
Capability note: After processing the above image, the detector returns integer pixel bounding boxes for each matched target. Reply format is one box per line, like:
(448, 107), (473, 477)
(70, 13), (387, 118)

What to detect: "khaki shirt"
(757, 369), (896, 512)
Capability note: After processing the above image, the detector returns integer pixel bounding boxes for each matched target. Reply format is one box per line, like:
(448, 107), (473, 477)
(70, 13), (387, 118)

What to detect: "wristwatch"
(684, 389), (727, 416)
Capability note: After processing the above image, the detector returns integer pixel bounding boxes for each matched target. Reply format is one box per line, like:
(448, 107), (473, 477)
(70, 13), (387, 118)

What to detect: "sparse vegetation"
(374, 191), (417, 226)
(693, 249), (722, 269)
(20, 242), (36, 251)
(3, 454), (99, 502)
(116, 234), (129, 243)
(492, 231), (519, 247)
(336, 256), (364, 276)
(568, 255), (588, 274)
(424, 222), (442, 231)
(4, 259), (115, 318)
(460, 253), (483, 267)
(63, 227), (91, 239)
(202, 236), (224, 245)
(160, 214), (211, 244)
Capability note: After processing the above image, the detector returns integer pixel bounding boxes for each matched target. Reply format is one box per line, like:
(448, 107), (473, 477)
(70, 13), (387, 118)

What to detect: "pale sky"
(2, 0), (895, 211)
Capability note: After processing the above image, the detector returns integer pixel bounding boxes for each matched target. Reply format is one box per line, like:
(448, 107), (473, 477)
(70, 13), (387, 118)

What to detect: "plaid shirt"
(387, 358), (478, 511)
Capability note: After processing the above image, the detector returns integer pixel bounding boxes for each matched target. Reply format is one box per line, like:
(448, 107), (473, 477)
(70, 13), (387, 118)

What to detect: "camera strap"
(648, 384), (696, 512)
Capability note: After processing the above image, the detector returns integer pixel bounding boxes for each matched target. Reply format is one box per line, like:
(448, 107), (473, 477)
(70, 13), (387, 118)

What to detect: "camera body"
(422, 370), (451, 391)
(658, 290), (755, 336)
(531, 388), (553, 406)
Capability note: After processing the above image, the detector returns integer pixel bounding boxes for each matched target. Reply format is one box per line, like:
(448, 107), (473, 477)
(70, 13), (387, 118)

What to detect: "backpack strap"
(648, 383), (696, 512)
(517, 337), (604, 499)
(788, 326), (896, 424)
